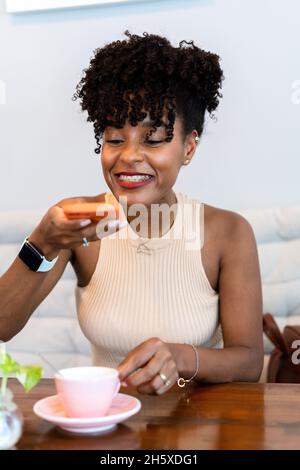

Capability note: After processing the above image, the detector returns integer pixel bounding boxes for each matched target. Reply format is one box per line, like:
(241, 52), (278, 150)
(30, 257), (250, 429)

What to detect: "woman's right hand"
(27, 198), (127, 260)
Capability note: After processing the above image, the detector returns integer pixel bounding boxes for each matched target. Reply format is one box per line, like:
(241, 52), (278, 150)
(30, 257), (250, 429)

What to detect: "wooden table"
(10, 379), (300, 450)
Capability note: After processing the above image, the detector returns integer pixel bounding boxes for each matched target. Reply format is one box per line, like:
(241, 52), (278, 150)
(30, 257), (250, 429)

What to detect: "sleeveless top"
(75, 191), (223, 368)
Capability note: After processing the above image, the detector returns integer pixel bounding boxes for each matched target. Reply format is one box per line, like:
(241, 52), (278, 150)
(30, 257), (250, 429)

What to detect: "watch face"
(19, 242), (43, 271)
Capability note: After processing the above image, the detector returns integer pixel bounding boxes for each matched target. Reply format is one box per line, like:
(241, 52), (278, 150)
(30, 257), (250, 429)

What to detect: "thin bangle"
(177, 343), (199, 388)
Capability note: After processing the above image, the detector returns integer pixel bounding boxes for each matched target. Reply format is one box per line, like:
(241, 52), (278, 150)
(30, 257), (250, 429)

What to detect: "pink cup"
(54, 366), (120, 418)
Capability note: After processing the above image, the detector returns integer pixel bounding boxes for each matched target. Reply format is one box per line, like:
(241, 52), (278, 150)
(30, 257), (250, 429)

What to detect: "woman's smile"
(114, 172), (155, 189)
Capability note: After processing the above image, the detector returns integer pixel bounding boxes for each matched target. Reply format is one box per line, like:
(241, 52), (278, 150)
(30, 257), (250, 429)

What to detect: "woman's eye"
(146, 140), (164, 145)
(107, 140), (123, 145)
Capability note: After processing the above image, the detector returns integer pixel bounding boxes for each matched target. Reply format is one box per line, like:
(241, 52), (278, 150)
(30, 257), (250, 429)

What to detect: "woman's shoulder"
(203, 203), (252, 233)
(203, 202), (256, 261)
(182, 193), (250, 229)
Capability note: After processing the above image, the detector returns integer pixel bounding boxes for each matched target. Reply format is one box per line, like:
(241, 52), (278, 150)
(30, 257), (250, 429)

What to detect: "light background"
(0, 0), (299, 211)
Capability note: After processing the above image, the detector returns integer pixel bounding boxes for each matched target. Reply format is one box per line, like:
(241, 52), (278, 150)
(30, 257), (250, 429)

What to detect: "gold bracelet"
(177, 343), (199, 388)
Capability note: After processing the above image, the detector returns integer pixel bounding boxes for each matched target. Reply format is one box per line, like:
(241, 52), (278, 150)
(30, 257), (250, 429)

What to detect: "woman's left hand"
(116, 338), (180, 395)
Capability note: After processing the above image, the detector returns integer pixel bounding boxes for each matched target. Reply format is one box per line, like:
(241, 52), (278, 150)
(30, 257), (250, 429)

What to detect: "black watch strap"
(18, 237), (58, 272)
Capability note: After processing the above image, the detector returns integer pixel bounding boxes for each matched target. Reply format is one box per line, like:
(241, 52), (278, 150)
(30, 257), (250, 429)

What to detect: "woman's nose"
(119, 143), (144, 163)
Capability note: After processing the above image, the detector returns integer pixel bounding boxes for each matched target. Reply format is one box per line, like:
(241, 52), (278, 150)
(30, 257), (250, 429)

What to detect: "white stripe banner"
(6, 0), (148, 13)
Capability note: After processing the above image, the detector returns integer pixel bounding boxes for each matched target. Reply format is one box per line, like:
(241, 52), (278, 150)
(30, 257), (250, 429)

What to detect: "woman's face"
(101, 113), (197, 208)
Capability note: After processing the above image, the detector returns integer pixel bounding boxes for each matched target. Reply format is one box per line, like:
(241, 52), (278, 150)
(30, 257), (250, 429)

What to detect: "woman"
(0, 31), (263, 395)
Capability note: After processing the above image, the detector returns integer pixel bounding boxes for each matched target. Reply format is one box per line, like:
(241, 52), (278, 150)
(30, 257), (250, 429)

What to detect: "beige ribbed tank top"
(75, 191), (222, 368)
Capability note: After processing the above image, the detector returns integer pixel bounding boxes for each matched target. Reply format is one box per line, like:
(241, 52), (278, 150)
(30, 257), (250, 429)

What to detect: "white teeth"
(118, 174), (152, 182)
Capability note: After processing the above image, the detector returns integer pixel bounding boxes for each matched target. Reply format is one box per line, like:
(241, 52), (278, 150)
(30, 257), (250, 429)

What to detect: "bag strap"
(263, 313), (290, 357)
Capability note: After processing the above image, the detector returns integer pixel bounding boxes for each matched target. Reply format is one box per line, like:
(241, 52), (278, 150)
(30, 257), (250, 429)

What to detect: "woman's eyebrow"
(105, 121), (165, 130)
(141, 121), (165, 128)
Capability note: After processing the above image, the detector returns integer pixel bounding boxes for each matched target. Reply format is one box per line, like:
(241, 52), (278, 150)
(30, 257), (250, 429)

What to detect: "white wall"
(0, 0), (299, 212)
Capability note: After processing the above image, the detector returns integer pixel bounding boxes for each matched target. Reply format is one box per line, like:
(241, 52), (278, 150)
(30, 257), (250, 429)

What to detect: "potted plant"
(0, 343), (43, 449)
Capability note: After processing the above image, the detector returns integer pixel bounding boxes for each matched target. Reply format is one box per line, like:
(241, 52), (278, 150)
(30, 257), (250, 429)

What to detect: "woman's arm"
(171, 213), (264, 383)
(0, 197), (98, 342)
(0, 249), (72, 342)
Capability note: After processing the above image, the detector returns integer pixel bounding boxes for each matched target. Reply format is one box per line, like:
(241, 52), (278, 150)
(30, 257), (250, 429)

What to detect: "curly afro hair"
(73, 30), (224, 154)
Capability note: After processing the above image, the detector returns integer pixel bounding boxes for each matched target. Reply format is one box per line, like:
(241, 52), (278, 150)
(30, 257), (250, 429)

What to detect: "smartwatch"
(18, 237), (59, 272)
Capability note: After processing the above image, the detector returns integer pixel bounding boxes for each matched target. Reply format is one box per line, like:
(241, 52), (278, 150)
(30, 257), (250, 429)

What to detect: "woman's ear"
(182, 130), (199, 166)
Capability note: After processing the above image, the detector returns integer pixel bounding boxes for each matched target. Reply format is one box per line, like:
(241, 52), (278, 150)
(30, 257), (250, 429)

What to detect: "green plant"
(0, 344), (43, 397)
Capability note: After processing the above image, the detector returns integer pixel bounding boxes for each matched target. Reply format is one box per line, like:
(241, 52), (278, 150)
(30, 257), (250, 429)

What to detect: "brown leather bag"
(263, 313), (300, 383)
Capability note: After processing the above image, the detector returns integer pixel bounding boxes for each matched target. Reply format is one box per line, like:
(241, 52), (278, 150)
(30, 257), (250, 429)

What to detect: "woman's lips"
(114, 174), (155, 189)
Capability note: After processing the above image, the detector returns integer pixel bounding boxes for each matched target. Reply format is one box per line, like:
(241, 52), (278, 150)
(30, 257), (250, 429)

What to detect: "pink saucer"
(33, 393), (141, 434)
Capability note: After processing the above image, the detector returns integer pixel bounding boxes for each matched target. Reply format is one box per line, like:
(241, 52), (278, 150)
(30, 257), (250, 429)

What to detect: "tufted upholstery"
(239, 205), (300, 381)
(1, 204), (300, 379)
(240, 205), (300, 350)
